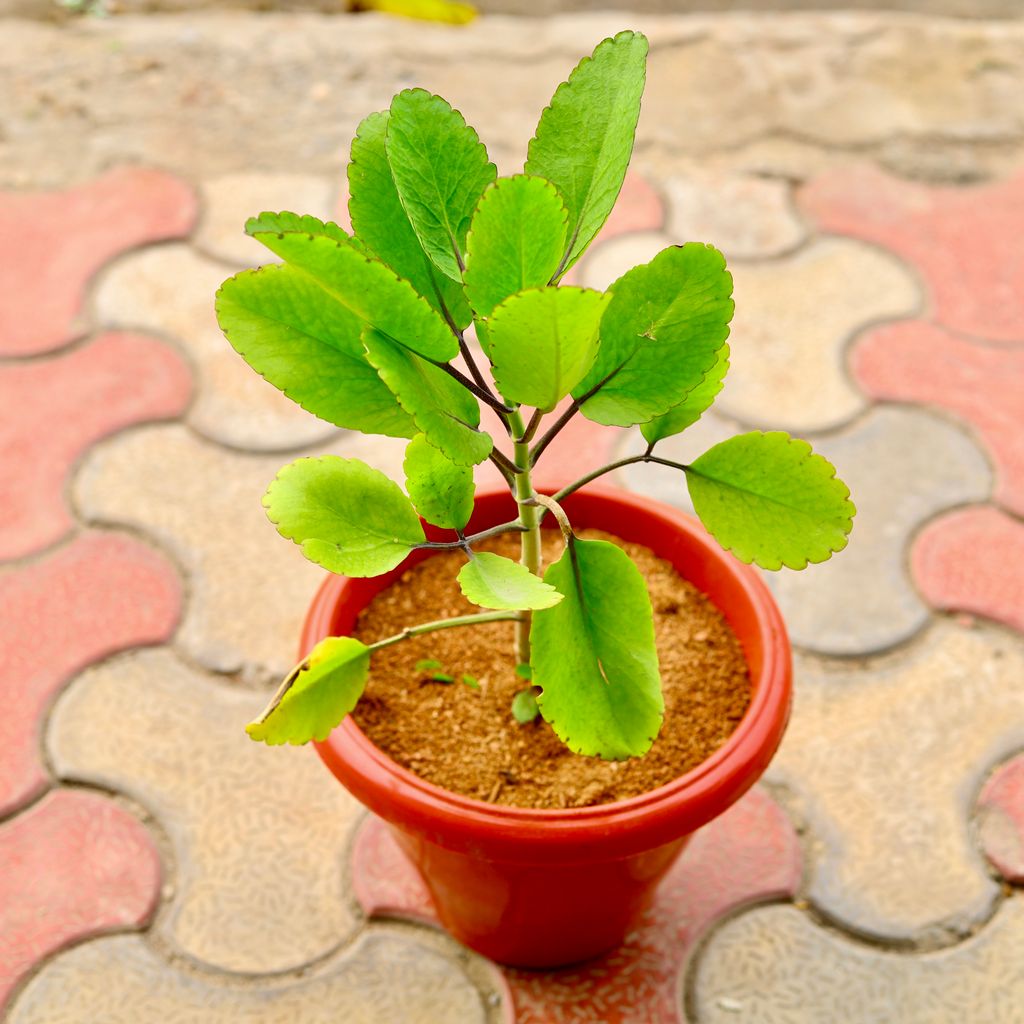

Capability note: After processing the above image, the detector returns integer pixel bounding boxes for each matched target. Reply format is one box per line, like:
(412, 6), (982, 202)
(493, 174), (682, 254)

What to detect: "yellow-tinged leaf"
(351, 0), (477, 28)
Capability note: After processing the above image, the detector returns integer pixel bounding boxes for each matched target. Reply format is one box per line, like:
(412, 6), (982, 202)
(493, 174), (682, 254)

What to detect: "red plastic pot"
(311, 484), (791, 968)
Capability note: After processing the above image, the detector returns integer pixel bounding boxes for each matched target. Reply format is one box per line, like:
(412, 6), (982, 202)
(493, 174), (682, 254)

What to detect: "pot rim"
(313, 483), (791, 846)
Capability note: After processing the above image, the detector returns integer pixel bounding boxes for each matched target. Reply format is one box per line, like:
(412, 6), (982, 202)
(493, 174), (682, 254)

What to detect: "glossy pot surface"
(311, 485), (791, 967)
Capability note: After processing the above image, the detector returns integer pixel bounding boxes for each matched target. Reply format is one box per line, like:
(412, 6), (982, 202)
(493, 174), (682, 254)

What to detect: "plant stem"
(551, 453), (690, 503)
(437, 361), (514, 417)
(416, 519), (526, 551)
(368, 609), (524, 653)
(510, 409), (541, 665)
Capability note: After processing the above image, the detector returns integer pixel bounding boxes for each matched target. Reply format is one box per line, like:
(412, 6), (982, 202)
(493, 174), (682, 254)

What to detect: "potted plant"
(215, 29), (854, 968)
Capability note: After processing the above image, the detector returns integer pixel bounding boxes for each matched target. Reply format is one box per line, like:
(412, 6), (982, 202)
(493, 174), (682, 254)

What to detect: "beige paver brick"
(94, 243), (338, 452)
(7, 930), (490, 1023)
(72, 424), (406, 678)
(771, 621), (1024, 943)
(693, 897), (1024, 1023)
(48, 647), (363, 974)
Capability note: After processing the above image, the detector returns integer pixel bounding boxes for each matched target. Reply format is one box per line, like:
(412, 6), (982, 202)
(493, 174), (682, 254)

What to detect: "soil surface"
(352, 529), (751, 808)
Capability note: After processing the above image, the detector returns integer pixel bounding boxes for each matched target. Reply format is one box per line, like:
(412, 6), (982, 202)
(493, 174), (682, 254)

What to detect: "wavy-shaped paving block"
(73, 424), (405, 677)
(618, 406), (991, 656)
(48, 647), (363, 973)
(978, 755), (1024, 884)
(0, 167), (197, 356)
(692, 896), (1024, 1022)
(801, 163), (1024, 344)
(94, 244), (337, 452)
(771, 620), (1024, 943)
(0, 790), (160, 1012)
(0, 532), (180, 817)
(7, 930), (493, 1024)
(912, 506), (1024, 636)
(353, 787), (801, 1023)
(853, 320), (1024, 515)
(0, 332), (191, 561)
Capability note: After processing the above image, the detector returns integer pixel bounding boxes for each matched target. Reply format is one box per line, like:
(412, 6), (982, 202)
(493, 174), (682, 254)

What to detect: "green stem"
(510, 409), (541, 665)
(416, 519), (526, 551)
(368, 610), (524, 653)
(552, 453), (690, 503)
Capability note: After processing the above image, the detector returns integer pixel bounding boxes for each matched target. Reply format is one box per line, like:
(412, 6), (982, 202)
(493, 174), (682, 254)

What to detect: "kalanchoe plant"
(216, 30), (855, 761)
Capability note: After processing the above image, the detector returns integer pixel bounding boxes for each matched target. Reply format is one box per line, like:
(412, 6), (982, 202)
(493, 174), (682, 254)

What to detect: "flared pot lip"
(311, 484), (792, 847)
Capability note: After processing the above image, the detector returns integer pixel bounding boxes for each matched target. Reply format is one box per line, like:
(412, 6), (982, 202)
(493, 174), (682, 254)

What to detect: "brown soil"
(351, 530), (751, 809)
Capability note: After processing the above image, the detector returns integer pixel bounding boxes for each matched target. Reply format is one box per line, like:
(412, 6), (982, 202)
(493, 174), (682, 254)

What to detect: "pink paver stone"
(852, 320), (1024, 516)
(911, 506), (1024, 637)
(978, 756), (1024, 884)
(0, 532), (181, 817)
(0, 332), (192, 561)
(0, 166), (198, 356)
(0, 789), (161, 1012)
(352, 787), (801, 1023)
(800, 164), (1024, 344)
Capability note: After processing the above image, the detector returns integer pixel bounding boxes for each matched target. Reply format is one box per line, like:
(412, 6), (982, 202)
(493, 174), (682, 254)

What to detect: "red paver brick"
(0, 533), (181, 817)
(0, 789), (160, 1012)
(911, 506), (1024, 636)
(800, 164), (1024, 344)
(978, 755), (1024, 884)
(352, 787), (801, 1023)
(0, 167), (198, 356)
(852, 320), (1024, 516)
(0, 332), (192, 562)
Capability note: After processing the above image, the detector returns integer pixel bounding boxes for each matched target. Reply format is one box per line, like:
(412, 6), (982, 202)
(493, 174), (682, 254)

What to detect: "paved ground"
(2, 8), (1024, 1022)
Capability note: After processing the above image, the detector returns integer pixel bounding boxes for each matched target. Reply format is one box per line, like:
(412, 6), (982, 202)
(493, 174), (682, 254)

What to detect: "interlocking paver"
(0, 332), (191, 561)
(0, 532), (180, 817)
(853, 320), (1024, 515)
(49, 647), (362, 973)
(0, 166), (197, 356)
(770, 620), (1024, 943)
(0, 789), (160, 1012)
(94, 243), (338, 452)
(912, 507), (1024, 637)
(6, 930), (492, 1024)
(978, 755), (1024, 884)
(73, 424), (405, 677)
(692, 896), (1024, 1023)
(801, 163), (1024, 344)
(353, 787), (801, 1024)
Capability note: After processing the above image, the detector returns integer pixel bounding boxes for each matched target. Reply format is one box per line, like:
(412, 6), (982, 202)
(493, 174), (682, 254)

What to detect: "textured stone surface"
(7, 931), (490, 1024)
(912, 507), (1024, 638)
(48, 647), (362, 973)
(692, 896), (1024, 1023)
(802, 164), (1024, 344)
(95, 243), (338, 452)
(978, 755), (1024, 884)
(74, 424), (405, 677)
(0, 332), (191, 561)
(771, 621), (1024, 942)
(354, 787), (801, 1023)
(0, 532), (181, 817)
(0, 166), (197, 355)
(853, 320), (1024, 515)
(0, 789), (160, 1011)
(196, 172), (337, 265)
(663, 171), (805, 259)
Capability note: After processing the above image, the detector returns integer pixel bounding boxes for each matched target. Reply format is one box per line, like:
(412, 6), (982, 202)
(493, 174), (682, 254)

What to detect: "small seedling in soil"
(218, 30), (855, 760)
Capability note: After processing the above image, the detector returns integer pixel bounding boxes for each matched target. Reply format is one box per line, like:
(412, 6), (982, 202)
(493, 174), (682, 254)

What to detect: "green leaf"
(245, 210), (351, 245)
(575, 244), (734, 427)
(362, 327), (492, 467)
(264, 456), (425, 576)
(403, 433), (475, 530)
(246, 227), (457, 362)
(531, 537), (663, 759)
(349, 111), (472, 330)
(514, 662), (532, 680)
(246, 636), (369, 745)
(641, 343), (730, 446)
(457, 551), (563, 610)
(431, 672), (455, 684)
(525, 31), (648, 275)
(488, 287), (608, 412)
(461, 674), (480, 689)
(416, 658), (443, 672)
(685, 431), (856, 571)
(385, 89), (496, 282)
(216, 265), (416, 439)
(511, 688), (540, 724)
(462, 175), (568, 317)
